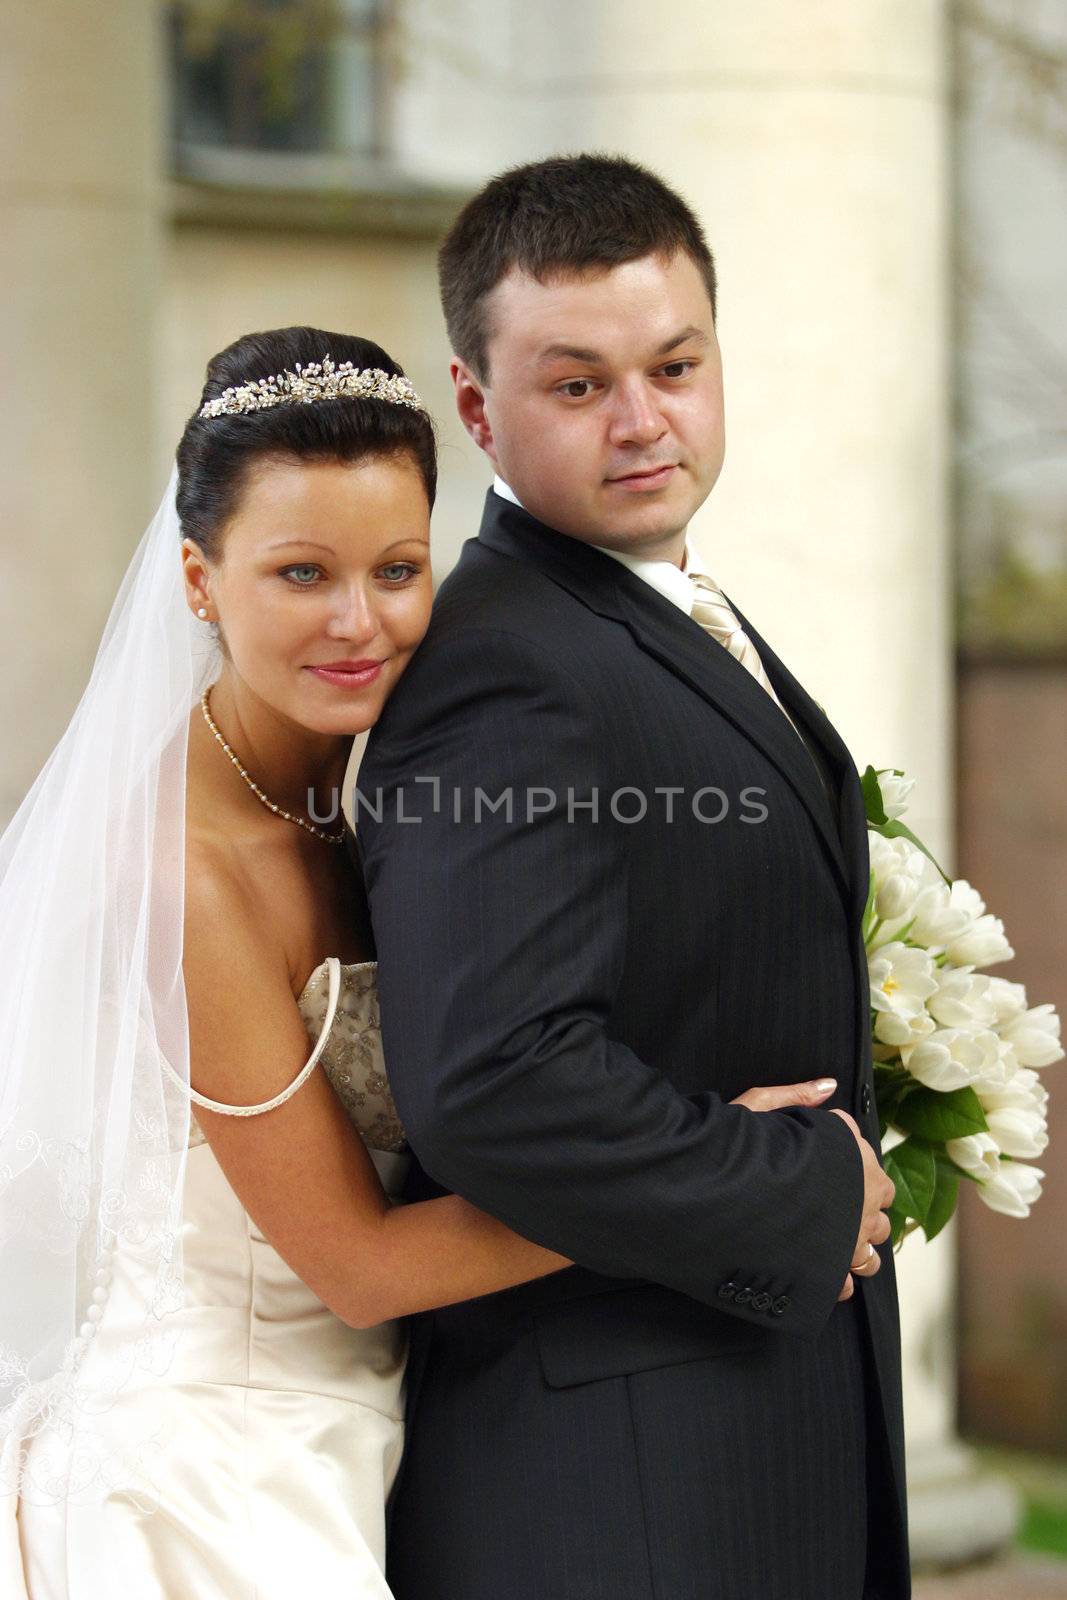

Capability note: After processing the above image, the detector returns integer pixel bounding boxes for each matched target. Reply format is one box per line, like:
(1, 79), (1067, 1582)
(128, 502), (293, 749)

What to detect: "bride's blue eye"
(280, 565), (321, 586)
(379, 563), (418, 584)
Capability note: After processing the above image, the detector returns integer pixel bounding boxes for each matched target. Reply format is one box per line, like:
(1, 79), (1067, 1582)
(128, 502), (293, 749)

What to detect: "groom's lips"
(307, 659), (386, 688)
(606, 463), (678, 492)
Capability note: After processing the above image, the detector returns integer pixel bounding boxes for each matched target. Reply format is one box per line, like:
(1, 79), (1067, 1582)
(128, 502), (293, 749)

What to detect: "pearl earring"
(197, 607), (209, 620)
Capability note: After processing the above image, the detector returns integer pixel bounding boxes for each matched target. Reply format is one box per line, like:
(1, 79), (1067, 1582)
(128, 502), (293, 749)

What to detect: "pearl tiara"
(198, 356), (423, 420)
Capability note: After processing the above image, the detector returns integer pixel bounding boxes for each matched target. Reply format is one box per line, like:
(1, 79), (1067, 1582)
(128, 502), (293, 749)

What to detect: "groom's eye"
(658, 360), (695, 378)
(557, 379), (595, 400)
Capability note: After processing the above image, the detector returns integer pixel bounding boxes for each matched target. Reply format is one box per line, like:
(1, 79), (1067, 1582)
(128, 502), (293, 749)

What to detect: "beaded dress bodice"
(189, 959), (406, 1154)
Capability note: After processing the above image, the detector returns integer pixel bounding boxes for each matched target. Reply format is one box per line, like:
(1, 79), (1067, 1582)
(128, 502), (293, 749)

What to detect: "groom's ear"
(451, 358), (498, 464)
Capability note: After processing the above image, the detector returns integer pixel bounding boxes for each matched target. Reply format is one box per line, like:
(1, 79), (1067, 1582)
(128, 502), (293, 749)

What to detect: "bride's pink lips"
(307, 660), (386, 689)
(606, 464), (678, 492)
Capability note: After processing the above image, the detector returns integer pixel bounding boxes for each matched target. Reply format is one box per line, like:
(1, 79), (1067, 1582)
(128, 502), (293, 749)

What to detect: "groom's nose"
(607, 379), (668, 448)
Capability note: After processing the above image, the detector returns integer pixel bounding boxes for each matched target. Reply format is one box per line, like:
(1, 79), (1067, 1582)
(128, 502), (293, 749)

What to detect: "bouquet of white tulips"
(863, 768), (1063, 1245)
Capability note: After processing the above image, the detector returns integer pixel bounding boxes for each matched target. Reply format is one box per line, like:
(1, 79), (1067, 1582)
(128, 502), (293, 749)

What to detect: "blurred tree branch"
(954, 0), (1067, 149)
(952, 1), (1067, 657)
(173, 1), (368, 122)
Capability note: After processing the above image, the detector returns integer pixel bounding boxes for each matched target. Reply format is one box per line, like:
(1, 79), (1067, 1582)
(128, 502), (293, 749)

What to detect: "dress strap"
(169, 958), (342, 1117)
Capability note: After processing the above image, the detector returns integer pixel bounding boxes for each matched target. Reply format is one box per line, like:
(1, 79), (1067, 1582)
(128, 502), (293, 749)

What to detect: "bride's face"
(183, 453), (432, 736)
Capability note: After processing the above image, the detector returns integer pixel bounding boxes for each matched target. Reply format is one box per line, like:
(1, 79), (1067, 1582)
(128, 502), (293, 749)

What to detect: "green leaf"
(860, 763), (951, 884)
(861, 868), (877, 943)
(887, 1202), (910, 1248)
(943, 1154), (981, 1184)
(892, 1085), (989, 1143)
(923, 1157), (961, 1242)
(860, 765), (889, 826)
(873, 1064), (911, 1142)
(883, 1138), (937, 1232)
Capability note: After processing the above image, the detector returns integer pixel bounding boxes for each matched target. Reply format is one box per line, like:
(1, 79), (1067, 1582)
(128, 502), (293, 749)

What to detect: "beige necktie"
(688, 571), (797, 729)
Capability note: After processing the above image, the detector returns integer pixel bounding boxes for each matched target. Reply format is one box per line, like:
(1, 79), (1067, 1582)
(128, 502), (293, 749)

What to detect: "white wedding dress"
(12, 958), (408, 1600)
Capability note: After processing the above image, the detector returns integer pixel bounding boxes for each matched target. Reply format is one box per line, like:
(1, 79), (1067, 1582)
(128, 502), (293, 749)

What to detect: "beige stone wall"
(0, 2), (164, 824)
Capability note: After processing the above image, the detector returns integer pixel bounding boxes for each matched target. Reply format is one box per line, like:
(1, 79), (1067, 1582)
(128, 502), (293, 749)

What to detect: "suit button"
(861, 1084), (872, 1115)
(733, 1287), (754, 1306)
(718, 1281), (738, 1301)
(770, 1295), (791, 1317)
(751, 1292), (772, 1313)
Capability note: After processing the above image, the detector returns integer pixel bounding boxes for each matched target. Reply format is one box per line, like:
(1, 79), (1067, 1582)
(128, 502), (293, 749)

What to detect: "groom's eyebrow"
(536, 325), (710, 366)
(655, 325), (710, 355)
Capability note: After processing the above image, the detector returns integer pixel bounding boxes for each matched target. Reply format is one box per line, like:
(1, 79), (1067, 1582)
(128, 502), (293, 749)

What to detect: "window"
(169, 0), (384, 182)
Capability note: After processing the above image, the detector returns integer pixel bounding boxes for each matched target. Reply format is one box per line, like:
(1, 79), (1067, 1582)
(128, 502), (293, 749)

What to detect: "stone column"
(0, 4), (164, 825)
(399, 0), (1016, 1568)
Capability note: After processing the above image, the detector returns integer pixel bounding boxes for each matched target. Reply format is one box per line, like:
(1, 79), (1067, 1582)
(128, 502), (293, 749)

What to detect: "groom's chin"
(591, 475), (709, 544)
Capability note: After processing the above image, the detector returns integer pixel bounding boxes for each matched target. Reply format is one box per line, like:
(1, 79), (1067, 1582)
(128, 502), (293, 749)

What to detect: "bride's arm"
(183, 855), (571, 1330)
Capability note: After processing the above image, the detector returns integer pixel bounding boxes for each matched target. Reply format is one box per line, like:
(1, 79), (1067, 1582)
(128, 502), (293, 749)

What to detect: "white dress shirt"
(492, 476), (696, 616)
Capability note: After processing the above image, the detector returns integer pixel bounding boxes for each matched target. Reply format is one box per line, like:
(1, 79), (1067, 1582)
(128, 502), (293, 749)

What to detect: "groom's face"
(453, 249), (724, 560)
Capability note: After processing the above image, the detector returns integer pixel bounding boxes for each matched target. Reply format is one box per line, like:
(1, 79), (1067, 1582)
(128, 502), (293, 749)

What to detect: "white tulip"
(875, 1008), (937, 1051)
(946, 1132), (1001, 1181)
(909, 883), (976, 952)
(950, 880), (987, 921)
(1000, 1003), (1065, 1070)
(978, 1161), (1045, 1219)
(985, 977), (1028, 1027)
(866, 836), (927, 938)
(985, 1105), (1049, 1159)
(971, 1037), (1021, 1096)
(979, 1067), (1049, 1114)
(945, 913), (1015, 970)
(928, 967), (997, 1030)
(877, 873), (920, 921)
(876, 771), (916, 821)
(869, 942), (939, 1023)
(907, 1027), (1000, 1091)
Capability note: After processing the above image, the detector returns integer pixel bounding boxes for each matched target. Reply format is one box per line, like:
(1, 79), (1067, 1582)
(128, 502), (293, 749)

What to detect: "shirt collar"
(492, 475), (523, 508)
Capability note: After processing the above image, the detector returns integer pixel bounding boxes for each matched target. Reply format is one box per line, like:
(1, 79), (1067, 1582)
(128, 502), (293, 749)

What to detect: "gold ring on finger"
(854, 1242), (877, 1274)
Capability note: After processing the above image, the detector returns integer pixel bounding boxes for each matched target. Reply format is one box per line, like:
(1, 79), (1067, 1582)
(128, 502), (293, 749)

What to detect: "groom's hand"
(830, 1109), (895, 1300)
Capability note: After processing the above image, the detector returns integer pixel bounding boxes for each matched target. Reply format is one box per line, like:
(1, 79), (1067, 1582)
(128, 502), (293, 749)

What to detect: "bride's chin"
(295, 703), (381, 739)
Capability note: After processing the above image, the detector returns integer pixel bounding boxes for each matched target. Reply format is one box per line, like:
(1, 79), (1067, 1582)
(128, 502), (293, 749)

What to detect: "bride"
(1, 323), (840, 1598)
(2, 325), (572, 1598)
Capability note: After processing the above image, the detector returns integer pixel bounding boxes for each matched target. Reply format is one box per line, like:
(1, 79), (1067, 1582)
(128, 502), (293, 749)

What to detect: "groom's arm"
(358, 626), (864, 1337)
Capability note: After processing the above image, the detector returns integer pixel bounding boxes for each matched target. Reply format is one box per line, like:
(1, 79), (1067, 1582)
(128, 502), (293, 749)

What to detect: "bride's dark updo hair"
(176, 327), (437, 557)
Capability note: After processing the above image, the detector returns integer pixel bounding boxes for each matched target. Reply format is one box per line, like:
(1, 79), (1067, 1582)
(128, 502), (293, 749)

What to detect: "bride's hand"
(729, 1077), (857, 1303)
(729, 1077), (837, 1113)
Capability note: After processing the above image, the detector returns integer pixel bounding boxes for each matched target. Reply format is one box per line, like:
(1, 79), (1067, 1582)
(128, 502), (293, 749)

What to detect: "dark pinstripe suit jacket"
(359, 491), (910, 1600)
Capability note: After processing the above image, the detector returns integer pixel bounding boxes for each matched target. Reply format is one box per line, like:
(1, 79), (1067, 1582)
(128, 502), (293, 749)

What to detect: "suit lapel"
(731, 603), (871, 928)
(614, 587), (851, 902)
(475, 493), (853, 908)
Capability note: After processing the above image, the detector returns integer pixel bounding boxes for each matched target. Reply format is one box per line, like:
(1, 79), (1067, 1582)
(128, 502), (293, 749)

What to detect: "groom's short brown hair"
(438, 153), (717, 381)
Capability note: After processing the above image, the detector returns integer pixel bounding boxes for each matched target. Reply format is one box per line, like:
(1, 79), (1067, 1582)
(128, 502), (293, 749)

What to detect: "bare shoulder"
(184, 830), (278, 977)
(182, 830), (297, 1094)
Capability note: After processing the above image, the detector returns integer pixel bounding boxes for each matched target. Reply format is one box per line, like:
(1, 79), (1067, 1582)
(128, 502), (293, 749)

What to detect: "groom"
(359, 154), (909, 1599)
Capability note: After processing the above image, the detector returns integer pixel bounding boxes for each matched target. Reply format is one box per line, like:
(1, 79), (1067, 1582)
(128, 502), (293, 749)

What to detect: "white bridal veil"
(0, 470), (219, 1503)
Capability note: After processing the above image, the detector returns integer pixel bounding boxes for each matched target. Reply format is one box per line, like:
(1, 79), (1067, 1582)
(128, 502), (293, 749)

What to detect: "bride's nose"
(324, 581), (380, 642)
